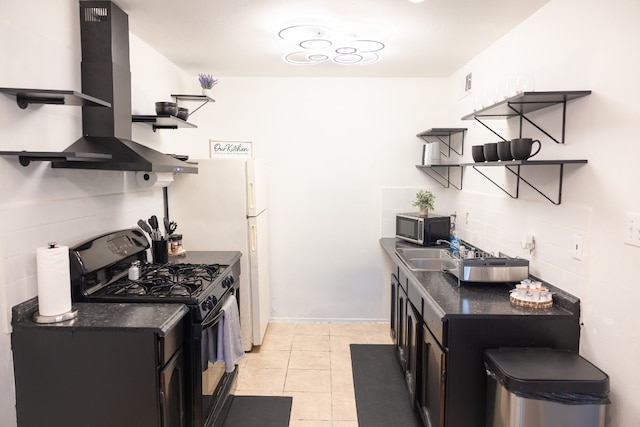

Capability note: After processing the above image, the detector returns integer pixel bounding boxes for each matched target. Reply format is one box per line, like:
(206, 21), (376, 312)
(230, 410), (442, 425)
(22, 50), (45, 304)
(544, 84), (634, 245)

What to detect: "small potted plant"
(412, 190), (435, 217)
(198, 73), (218, 97)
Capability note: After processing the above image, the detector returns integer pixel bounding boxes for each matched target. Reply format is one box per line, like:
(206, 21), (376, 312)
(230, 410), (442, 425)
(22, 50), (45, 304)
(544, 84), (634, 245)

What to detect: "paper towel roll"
(136, 171), (174, 188)
(36, 243), (71, 316)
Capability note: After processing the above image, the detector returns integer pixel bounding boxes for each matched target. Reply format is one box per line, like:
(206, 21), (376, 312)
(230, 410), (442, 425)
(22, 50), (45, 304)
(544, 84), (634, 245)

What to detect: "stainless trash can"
(484, 348), (610, 427)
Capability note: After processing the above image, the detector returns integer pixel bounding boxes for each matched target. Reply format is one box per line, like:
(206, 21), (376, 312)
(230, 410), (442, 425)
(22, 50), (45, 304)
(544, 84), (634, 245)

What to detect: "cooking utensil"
(137, 219), (152, 236)
(163, 217), (178, 236)
(148, 215), (160, 239)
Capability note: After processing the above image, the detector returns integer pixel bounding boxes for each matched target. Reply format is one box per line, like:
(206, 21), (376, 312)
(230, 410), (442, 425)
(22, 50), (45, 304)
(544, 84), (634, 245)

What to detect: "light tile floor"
(235, 322), (393, 427)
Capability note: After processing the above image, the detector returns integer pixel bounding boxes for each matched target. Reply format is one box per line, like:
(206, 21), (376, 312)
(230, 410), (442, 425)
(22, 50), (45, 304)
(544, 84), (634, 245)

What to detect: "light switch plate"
(624, 213), (640, 247)
(572, 234), (584, 260)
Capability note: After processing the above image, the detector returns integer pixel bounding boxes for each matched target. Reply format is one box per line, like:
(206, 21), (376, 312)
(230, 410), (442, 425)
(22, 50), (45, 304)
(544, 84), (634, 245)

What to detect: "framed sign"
(209, 140), (253, 158)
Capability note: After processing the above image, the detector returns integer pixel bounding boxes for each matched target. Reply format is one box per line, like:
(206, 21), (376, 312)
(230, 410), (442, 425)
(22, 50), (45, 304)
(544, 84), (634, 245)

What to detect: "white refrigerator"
(167, 158), (271, 350)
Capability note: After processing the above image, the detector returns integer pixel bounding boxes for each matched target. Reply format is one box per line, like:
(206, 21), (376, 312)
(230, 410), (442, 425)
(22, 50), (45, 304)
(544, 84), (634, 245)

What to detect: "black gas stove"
(69, 228), (242, 427)
(70, 228), (236, 322)
(100, 263), (224, 298)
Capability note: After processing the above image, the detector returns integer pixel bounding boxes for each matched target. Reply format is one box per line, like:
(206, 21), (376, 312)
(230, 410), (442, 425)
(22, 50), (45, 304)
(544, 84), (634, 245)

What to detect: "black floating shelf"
(0, 151), (112, 167)
(132, 115), (197, 131)
(417, 128), (467, 157)
(417, 128), (467, 137)
(461, 91), (591, 120)
(0, 87), (111, 109)
(461, 90), (591, 145)
(170, 94), (215, 116)
(171, 94), (215, 102)
(460, 159), (587, 167)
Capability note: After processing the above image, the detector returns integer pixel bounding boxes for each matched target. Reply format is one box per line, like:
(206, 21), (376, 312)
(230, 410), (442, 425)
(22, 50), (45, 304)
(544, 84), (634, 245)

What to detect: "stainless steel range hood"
(52, 0), (197, 174)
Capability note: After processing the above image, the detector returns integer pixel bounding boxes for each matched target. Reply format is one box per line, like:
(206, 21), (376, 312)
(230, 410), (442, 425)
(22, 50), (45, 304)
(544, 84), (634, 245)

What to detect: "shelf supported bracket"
(507, 101), (568, 144)
(16, 95), (65, 109)
(418, 129), (466, 158)
(471, 163), (568, 205)
(473, 117), (508, 142)
(416, 165), (463, 190)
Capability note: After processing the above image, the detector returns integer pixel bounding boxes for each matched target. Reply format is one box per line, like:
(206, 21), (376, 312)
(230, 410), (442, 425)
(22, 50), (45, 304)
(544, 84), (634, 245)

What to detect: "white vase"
(202, 88), (212, 97)
(419, 207), (429, 217)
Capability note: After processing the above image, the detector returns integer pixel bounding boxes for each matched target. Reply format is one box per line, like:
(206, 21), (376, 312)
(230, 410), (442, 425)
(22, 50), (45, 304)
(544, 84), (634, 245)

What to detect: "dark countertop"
(380, 238), (579, 319)
(12, 297), (188, 334)
(170, 250), (242, 267)
(11, 251), (242, 333)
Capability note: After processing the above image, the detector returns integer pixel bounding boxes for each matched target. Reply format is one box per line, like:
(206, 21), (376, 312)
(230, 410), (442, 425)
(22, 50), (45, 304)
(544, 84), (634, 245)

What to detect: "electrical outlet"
(465, 212), (470, 225)
(624, 213), (640, 247)
(572, 234), (584, 260)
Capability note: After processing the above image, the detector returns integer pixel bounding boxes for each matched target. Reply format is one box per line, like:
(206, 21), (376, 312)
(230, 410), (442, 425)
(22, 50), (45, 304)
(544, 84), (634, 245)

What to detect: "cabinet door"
(405, 301), (421, 406)
(160, 347), (185, 427)
(390, 274), (398, 344)
(397, 284), (407, 367)
(420, 324), (446, 427)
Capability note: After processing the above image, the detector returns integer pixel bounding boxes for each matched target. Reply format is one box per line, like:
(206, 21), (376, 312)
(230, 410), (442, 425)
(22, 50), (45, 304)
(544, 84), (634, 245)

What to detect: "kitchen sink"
(394, 247), (445, 271)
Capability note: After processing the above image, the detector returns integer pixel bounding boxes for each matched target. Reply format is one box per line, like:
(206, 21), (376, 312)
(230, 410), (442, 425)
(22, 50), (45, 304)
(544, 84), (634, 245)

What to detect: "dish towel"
(201, 326), (218, 371)
(217, 294), (245, 372)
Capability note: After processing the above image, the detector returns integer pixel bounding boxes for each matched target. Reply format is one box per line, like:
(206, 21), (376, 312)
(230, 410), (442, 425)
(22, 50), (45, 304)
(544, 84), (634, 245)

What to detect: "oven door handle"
(201, 310), (223, 330)
(201, 287), (235, 330)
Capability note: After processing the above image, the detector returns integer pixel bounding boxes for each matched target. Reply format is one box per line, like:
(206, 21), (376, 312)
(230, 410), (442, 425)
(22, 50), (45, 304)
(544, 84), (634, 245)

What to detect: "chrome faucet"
(435, 239), (455, 248)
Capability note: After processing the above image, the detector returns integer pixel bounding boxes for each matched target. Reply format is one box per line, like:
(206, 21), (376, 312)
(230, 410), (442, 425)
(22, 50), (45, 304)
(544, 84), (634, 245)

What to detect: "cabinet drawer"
(158, 318), (184, 366)
(423, 296), (444, 346)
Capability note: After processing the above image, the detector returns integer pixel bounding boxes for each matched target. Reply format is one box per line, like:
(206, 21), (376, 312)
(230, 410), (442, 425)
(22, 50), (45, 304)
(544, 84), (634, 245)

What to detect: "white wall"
(444, 0), (640, 425)
(176, 76), (452, 322)
(0, 2), (194, 424)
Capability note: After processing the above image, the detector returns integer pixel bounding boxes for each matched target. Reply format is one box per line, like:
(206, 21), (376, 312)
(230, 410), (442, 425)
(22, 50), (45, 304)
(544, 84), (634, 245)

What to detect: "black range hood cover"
(53, 136), (198, 173)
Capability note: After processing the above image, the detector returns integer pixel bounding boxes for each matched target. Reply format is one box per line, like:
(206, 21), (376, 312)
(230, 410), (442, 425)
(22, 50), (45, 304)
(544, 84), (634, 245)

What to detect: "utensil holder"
(152, 239), (168, 264)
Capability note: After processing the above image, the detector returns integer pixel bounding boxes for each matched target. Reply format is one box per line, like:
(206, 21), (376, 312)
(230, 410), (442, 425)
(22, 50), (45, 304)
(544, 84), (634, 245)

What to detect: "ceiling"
(115, 0), (550, 78)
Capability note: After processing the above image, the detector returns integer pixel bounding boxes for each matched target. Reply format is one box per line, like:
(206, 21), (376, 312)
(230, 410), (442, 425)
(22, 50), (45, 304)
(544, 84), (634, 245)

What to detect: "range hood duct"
(53, 0), (197, 174)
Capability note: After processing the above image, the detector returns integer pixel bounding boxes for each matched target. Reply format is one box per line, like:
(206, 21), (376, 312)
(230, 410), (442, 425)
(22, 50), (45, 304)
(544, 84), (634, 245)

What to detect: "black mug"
(152, 239), (168, 264)
(483, 142), (499, 162)
(472, 145), (486, 162)
(511, 138), (541, 160)
(497, 141), (513, 161)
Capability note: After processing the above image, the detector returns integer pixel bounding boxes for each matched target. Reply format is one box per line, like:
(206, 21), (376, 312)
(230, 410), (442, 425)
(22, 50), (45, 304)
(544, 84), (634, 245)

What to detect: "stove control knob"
(201, 300), (212, 311)
(209, 296), (218, 307)
(222, 276), (235, 288)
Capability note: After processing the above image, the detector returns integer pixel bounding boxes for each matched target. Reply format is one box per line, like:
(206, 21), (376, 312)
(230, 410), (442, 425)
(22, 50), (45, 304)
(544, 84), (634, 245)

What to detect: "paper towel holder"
(33, 309), (79, 324)
(32, 242), (79, 324)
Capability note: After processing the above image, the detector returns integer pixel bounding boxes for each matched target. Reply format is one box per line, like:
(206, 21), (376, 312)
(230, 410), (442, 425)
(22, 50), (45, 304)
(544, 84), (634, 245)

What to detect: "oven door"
(198, 289), (238, 427)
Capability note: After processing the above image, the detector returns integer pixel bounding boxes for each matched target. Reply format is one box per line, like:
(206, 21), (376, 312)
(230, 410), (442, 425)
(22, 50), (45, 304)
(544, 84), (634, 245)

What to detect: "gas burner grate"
(103, 263), (223, 298)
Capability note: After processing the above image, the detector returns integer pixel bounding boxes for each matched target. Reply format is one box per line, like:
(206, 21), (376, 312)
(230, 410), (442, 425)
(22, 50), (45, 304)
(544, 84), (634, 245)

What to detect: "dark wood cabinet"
(382, 238), (581, 427)
(11, 299), (188, 427)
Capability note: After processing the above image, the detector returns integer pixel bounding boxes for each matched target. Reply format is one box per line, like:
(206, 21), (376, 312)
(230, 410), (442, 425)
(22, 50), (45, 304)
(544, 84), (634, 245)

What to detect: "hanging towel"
(216, 294), (245, 372)
(201, 325), (218, 371)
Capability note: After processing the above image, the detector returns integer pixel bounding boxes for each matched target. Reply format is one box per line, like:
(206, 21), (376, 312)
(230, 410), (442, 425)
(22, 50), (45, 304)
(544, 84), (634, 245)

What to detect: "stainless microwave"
(395, 213), (451, 246)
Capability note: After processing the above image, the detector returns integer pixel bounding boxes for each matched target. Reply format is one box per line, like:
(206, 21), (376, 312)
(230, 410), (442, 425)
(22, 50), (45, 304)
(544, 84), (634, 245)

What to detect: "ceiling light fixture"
(278, 24), (385, 66)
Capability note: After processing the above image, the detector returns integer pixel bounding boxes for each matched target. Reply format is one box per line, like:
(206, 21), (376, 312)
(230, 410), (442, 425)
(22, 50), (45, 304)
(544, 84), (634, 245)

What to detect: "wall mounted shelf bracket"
(416, 165), (463, 190)
(171, 94), (215, 117)
(0, 88), (110, 109)
(462, 91), (591, 144)
(417, 128), (467, 157)
(468, 160), (587, 205)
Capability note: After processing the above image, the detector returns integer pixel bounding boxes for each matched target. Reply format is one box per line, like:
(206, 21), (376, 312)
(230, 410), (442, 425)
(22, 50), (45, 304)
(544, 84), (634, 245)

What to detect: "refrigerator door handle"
(250, 224), (257, 251)
(248, 182), (255, 210)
